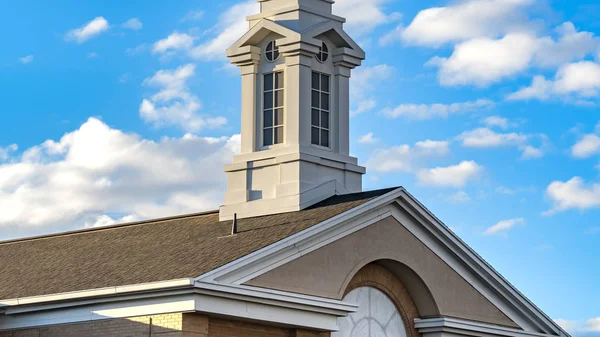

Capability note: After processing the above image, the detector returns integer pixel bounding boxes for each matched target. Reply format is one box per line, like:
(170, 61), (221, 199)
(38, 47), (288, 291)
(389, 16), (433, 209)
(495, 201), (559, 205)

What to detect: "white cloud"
(358, 133), (379, 144)
(152, 32), (195, 54)
(483, 217), (525, 236)
(430, 33), (538, 87)
(19, 55), (34, 64)
(189, 1), (259, 60)
(84, 214), (138, 229)
(0, 118), (240, 240)
(181, 10), (205, 22)
(572, 134), (600, 158)
(555, 318), (600, 335)
(399, 0), (534, 47)
(508, 61), (600, 101)
(66, 17), (110, 43)
(334, 0), (398, 36)
(534, 22), (600, 68)
(139, 64), (227, 132)
(457, 127), (545, 159)
(122, 18), (143, 30)
(366, 140), (449, 173)
(482, 116), (509, 129)
(458, 127), (528, 148)
(383, 99), (494, 119)
(87, 52), (98, 59)
(417, 161), (483, 188)
(521, 145), (544, 159)
(351, 99), (377, 117)
(0, 144), (17, 161)
(544, 177), (600, 215)
(350, 64), (394, 116)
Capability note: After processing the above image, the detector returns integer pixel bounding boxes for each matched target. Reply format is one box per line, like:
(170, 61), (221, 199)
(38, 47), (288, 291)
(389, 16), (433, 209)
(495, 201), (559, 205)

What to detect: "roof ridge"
(0, 210), (220, 246)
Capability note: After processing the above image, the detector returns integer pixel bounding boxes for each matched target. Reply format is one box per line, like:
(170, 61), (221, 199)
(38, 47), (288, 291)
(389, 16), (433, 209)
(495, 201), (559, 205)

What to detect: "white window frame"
(311, 71), (331, 149)
(261, 70), (285, 148)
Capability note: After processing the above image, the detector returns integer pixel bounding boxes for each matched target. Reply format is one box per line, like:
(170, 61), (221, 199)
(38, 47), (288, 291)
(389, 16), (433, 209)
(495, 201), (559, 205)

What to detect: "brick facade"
(0, 313), (331, 337)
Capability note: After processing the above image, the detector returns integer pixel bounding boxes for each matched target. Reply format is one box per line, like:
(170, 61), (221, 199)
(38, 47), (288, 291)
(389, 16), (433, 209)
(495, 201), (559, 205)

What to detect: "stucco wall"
(245, 215), (520, 328)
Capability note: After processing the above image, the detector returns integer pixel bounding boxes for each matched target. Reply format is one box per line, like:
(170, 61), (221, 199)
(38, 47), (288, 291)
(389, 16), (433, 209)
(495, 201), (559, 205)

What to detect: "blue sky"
(1, 0), (599, 334)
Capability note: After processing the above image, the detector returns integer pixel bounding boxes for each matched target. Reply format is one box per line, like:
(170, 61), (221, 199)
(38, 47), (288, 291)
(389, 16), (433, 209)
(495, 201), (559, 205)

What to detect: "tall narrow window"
(263, 71), (284, 146)
(311, 72), (330, 147)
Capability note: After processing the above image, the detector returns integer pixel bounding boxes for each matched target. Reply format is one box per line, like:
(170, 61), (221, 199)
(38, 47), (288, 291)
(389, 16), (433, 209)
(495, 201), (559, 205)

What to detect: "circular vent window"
(265, 41), (280, 62)
(316, 42), (329, 63)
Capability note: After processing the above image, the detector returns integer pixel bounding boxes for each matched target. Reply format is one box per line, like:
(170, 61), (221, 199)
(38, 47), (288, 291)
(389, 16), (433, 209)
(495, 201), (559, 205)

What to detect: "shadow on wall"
(0, 313), (186, 337)
(0, 313), (311, 337)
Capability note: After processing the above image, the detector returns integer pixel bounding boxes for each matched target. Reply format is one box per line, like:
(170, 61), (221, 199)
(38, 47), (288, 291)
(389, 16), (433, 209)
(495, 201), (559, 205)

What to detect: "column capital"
(227, 45), (261, 68)
(332, 47), (363, 70)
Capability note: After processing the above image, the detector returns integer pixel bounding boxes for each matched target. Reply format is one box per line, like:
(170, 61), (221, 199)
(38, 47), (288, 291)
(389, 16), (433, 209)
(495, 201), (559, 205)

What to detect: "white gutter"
(0, 279), (195, 309)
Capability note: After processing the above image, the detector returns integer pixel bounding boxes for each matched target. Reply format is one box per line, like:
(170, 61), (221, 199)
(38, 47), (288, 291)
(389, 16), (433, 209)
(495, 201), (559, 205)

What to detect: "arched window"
(332, 287), (407, 337)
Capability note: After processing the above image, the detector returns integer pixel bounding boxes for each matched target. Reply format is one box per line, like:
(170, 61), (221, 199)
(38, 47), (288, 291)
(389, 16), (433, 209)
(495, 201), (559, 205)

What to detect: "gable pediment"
(199, 188), (568, 337)
(227, 19), (305, 58)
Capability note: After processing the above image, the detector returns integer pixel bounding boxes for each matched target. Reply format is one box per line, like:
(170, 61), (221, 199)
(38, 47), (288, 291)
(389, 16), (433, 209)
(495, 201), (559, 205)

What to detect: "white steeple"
(219, 0), (365, 220)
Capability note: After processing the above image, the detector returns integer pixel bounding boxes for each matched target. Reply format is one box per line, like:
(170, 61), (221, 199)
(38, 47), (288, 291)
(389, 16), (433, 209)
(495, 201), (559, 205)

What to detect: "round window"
(265, 41), (280, 62)
(316, 42), (329, 63)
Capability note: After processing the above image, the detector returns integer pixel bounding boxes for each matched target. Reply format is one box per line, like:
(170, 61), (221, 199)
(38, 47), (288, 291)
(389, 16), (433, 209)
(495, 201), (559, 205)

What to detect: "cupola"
(220, 0), (366, 220)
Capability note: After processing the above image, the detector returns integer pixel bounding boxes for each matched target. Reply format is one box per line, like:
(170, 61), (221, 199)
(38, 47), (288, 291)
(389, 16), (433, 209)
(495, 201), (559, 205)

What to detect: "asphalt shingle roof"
(0, 188), (397, 301)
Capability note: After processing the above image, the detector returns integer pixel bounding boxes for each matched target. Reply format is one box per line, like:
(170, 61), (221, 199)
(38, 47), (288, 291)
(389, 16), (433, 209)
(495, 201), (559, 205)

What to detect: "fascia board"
(415, 317), (558, 337)
(195, 188), (406, 283)
(197, 187), (567, 337)
(396, 192), (569, 337)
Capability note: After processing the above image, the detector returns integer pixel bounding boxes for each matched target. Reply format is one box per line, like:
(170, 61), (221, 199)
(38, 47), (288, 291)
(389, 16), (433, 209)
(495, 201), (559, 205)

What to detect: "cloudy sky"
(1, 0), (599, 334)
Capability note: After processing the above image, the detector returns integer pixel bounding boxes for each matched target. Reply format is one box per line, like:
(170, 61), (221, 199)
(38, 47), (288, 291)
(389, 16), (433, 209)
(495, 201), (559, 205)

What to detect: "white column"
(283, 51), (314, 147)
(334, 65), (351, 156)
(240, 64), (259, 154)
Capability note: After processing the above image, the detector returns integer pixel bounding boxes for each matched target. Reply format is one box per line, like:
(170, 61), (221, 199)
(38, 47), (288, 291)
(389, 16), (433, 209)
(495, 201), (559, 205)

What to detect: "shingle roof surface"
(0, 188), (397, 301)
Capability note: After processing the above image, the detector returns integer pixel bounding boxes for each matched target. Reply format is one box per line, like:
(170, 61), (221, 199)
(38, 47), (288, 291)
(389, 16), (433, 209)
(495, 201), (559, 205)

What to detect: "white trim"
(0, 279), (194, 308)
(198, 188), (568, 337)
(0, 279), (356, 332)
(396, 192), (567, 337)
(415, 317), (554, 337)
(198, 188), (400, 283)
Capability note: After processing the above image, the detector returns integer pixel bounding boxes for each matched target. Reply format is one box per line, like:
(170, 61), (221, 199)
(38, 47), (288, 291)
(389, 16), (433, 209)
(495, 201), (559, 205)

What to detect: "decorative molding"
(415, 317), (555, 337)
(199, 188), (568, 337)
(0, 279), (356, 332)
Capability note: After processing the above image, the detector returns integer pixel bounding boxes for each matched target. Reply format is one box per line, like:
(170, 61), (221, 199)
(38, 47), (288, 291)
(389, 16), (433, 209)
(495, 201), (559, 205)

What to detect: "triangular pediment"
(198, 188), (568, 337)
(227, 19), (303, 57)
(302, 21), (365, 59)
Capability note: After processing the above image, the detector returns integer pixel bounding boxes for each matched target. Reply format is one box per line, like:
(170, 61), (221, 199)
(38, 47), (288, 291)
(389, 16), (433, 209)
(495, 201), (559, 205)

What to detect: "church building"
(0, 1), (569, 337)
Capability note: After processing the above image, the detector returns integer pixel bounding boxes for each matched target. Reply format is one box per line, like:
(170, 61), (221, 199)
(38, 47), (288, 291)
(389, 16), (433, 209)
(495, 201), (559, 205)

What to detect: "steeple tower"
(220, 0), (366, 220)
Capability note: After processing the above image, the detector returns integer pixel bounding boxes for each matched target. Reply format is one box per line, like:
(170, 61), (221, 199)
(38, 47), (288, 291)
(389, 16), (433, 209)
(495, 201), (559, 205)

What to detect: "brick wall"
(0, 313), (331, 337)
(0, 313), (183, 337)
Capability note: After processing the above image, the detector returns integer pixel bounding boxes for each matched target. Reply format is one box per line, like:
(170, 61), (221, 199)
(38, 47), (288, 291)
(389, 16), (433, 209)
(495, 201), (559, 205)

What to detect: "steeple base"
(219, 148), (365, 221)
